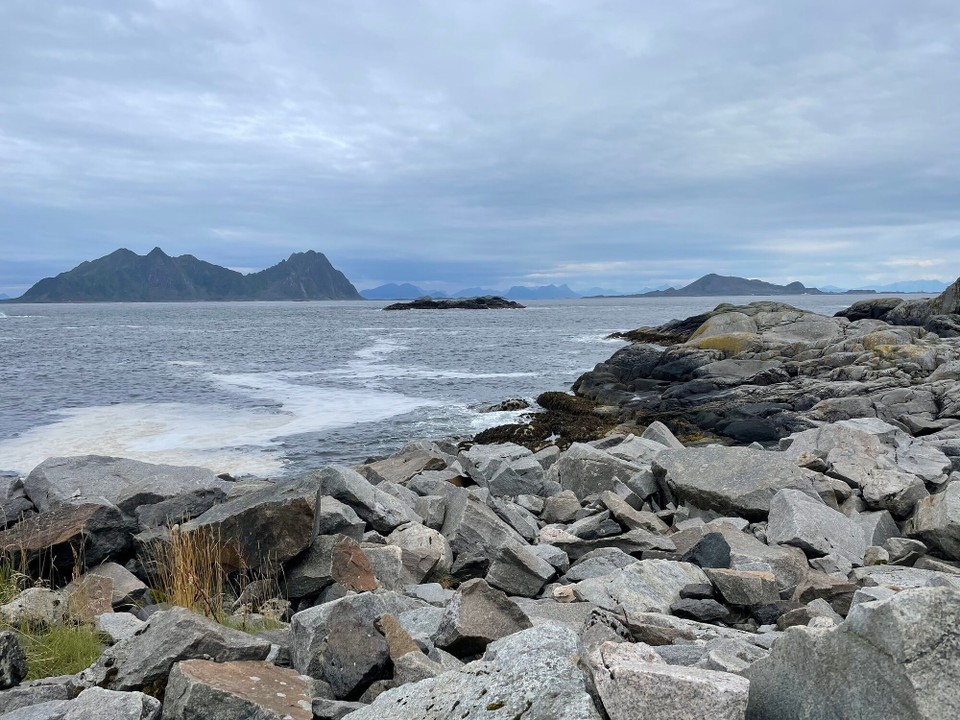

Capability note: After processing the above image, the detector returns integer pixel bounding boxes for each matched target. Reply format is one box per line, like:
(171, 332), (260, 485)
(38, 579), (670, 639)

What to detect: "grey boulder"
(766, 489), (866, 565)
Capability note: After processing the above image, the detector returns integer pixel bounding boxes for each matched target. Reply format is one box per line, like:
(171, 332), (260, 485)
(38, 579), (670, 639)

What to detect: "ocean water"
(0, 294), (888, 477)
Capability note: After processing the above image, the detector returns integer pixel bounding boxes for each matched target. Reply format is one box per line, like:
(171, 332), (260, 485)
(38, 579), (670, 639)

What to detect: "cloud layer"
(2, 0), (960, 294)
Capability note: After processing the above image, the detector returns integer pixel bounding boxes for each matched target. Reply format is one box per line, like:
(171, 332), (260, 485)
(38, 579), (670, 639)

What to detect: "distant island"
(6, 247), (361, 302)
(610, 273), (859, 298)
(363, 283), (577, 301)
(383, 296), (525, 311)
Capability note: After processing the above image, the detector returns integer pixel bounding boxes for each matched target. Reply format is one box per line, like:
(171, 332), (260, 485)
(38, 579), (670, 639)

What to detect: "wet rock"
(593, 641), (749, 720)
(342, 623), (602, 720)
(654, 447), (817, 521)
(747, 587), (960, 719)
(163, 659), (315, 720)
(767, 489), (866, 565)
(433, 579), (532, 656)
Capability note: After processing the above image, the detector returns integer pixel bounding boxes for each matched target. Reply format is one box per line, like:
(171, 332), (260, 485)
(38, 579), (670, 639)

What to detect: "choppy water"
(0, 294), (890, 476)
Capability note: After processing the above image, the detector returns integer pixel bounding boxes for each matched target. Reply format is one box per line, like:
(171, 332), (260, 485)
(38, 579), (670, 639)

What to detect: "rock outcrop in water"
(383, 296), (524, 310)
(12, 247), (362, 302)
(3, 283), (960, 717)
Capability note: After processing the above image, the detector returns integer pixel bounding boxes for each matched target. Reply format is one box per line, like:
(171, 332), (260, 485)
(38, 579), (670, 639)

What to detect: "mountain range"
(361, 283), (580, 300)
(8, 247), (361, 302)
(625, 273), (827, 297)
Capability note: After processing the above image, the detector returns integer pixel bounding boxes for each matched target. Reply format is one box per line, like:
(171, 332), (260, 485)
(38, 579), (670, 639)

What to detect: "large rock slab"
(910, 481), (960, 560)
(434, 579), (532, 656)
(746, 587), (960, 719)
(283, 534), (378, 599)
(319, 467), (420, 533)
(593, 641), (749, 720)
(766, 489), (866, 565)
(461, 443), (546, 496)
(654, 447), (817, 520)
(0, 503), (134, 579)
(23, 455), (227, 514)
(556, 443), (647, 499)
(290, 591), (426, 699)
(163, 659), (315, 720)
(82, 607), (271, 691)
(341, 623), (602, 719)
(180, 474), (322, 571)
(573, 560), (709, 617)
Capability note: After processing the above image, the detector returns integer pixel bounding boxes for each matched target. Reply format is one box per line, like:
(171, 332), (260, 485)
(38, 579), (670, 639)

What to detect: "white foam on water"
(0, 312), (6, 319)
(166, 360), (205, 367)
(0, 373), (439, 476)
(568, 333), (629, 344)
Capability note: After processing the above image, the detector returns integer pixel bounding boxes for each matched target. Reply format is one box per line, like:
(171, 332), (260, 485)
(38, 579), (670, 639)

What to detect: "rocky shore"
(1, 281), (960, 718)
(383, 295), (525, 310)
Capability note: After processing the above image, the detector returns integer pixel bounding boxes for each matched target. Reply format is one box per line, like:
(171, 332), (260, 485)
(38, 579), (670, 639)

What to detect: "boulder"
(386, 522), (453, 576)
(573, 560), (709, 617)
(0, 588), (67, 626)
(62, 687), (161, 720)
(461, 443), (545, 496)
(283, 534), (377, 599)
(290, 591), (426, 699)
(312, 699), (367, 720)
(341, 623), (602, 719)
(96, 612), (144, 643)
(592, 641), (750, 720)
(82, 607), (271, 691)
(766, 489), (866, 565)
(318, 466), (421, 534)
(0, 477), (35, 527)
(705, 568), (779, 607)
(134, 487), (226, 529)
(433, 579), (532, 656)
(181, 474), (322, 571)
(84, 562), (148, 608)
(0, 680), (74, 715)
(910, 482), (960, 560)
(653, 447), (817, 520)
(0, 631), (27, 689)
(163, 659), (316, 720)
(23, 456), (227, 514)
(485, 544), (555, 597)
(314, 496), (366, 540)
(0, 504), (134, 579)
(440, 491), (526, 558)
(556, 443), (645, 499)
(747, 587), (960, 719)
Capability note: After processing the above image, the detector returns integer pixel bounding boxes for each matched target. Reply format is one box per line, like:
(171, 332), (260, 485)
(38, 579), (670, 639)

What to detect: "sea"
(0, 294), (892, 478)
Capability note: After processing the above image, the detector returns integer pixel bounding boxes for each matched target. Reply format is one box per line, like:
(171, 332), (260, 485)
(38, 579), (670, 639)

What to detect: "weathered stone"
(573, 560), (709, 617)
(433, 579), (532, 656)
(670, 598), (731, 623)
(767, 489), (865, 565)
(319, 466), (420, 534)
(181, 474), (322, 571)
(566, 510), (621, 540)
(284, 534), (377, 599)
(163, 659), (315, 720)
(642, 421), (685, 449)
(0, 679), (74, 715)
(485, 544), (555, 598)
(910, 482), (960, 560)
(440, 491), (526, 558)
(95, 612), (144, 644)
(0, 631), (27, 690)
(290, 591), (425, 699)
(599, 491), (668, 533)
(61, 687), (160, 720)
(64, 574), (113, 622)
(0, 588), (67, 626)
(312, 699), (366, 720)
(357, 448), (447, 486)
(654, 447), (817, 521)
(314, 496), (365, 540)
(564, 548), (638, 583)
(550, 526), (675, 562)
(84, 562), (148, 608)
(386, 522), (453, 575)
(852, 564), (960, 591)
(747, 587), (960, 719)
(23, 456), (227, 514)
(541, 491), (582, 523)
(134, 487), (226, 529)
(82, 607), (270, 691)
(342, 624), (602, 720)
(855, 510), (900, 552)
(682, 532), (732, 569)
(884, 537), (928, 564)
(0, 504), (134, 579)
(706, 568), (779, 607)
(695, 638), (769, 676)
(556, 443), (645, 499)
(461, 443), (546, 497)
(593, 641), (750, 720)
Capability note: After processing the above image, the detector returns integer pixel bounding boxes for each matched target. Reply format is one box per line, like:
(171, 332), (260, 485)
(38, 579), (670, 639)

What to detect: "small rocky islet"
(2, 282), (960, 718)
(382, 295), (525, 310)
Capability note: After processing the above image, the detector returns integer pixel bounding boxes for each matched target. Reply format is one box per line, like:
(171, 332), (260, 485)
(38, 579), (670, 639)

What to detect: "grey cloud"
(1, 0), (959, 295)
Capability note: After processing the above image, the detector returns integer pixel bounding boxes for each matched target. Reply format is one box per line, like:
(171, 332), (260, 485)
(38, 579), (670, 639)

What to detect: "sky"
(2, 1), (960, 296)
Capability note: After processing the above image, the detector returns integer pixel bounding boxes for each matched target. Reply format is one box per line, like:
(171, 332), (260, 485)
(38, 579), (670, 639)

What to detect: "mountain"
(452, 286), (500, 298)
(631, 273), (824, 298)
(0, 293), (8, 300)
(504, 284), (580, 300)
(857, 280), (949, 293)
(360, 283), (450, 300)
(13, 247), (361, 302)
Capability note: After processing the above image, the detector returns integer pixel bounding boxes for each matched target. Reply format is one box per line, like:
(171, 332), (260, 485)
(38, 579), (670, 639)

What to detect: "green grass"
(19, 623), (104, 680)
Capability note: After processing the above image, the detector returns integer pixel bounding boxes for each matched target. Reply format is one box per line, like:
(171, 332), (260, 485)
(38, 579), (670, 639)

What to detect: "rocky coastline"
(383, 295), (525, 310)
(1, 281), (960, 718)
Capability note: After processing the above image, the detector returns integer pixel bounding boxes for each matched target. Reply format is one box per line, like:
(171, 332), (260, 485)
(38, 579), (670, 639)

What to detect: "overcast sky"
(2, 1), (960, 295)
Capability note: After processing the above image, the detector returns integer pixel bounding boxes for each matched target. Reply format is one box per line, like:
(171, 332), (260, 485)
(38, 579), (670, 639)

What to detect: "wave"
(166, 360), (205, 367)
(567, 333), (630, 345)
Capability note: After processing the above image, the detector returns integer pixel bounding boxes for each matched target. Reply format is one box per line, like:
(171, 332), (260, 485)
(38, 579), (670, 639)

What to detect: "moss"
(690, 333), (757, 357)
